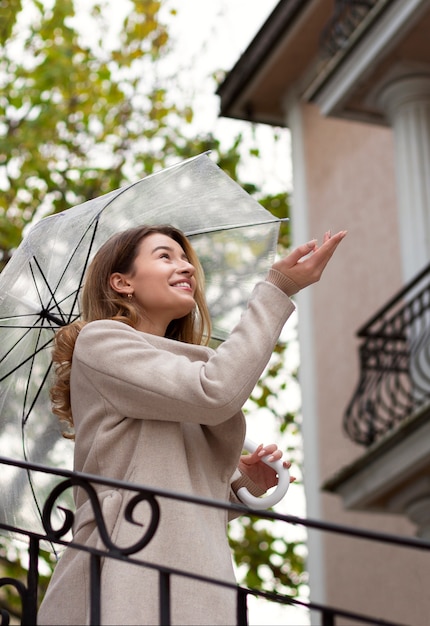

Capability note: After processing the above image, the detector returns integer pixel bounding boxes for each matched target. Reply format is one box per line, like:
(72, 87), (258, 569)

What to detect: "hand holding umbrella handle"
(237, 437), (290, 510)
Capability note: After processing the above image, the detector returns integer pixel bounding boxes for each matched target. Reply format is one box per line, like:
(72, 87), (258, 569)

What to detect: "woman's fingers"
(323, 230), (332, 244)
(307, 231), (346, 275)
(278, 239), (318, 269)
(273, 230), (347, 292)
(257, 443), (281, 461)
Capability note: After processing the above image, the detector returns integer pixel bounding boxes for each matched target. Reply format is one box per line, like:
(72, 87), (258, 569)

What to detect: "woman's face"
(110, 233), (197, 335)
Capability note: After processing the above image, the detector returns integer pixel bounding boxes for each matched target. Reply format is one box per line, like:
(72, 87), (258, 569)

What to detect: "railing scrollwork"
(42, 477), (160, 555)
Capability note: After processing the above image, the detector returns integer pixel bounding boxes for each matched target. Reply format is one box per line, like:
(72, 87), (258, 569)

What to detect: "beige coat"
(38, 275), (295, 626)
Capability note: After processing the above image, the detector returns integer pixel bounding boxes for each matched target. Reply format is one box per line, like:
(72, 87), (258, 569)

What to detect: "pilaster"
(377, 75), (430, 281)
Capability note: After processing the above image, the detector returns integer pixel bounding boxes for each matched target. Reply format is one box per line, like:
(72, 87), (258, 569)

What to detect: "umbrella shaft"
(40, 309), (67, 327)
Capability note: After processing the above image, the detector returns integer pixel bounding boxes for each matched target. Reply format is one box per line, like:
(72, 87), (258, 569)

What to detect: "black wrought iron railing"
(1, 456), (429, 626)
(344, 262), (430, 445)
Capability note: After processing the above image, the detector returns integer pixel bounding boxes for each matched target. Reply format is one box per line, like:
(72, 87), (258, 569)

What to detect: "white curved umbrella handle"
(237, 437), (290, 510)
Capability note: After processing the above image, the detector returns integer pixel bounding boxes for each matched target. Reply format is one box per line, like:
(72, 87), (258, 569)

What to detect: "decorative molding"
(310, 0), (429, 117)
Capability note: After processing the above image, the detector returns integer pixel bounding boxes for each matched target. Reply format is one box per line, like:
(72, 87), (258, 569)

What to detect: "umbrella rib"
(19, 336), (63, 557)
(49, 214), (101, 323)
(0, 334), (54, 382)
(68, 213), (101, 321)
(0, 319), (79, 329)
(47, 294), (80, 326)
(185, 217), (288, 237)
(0, 324), (43, 371)
(29, 215), (101, 325)
(30, 260), (68, 326)
(0, 312), (45, 321)
(22, 354), (53, 427)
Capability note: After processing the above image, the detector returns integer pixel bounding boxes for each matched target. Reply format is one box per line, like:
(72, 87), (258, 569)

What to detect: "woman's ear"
(110, 272), (131, 295)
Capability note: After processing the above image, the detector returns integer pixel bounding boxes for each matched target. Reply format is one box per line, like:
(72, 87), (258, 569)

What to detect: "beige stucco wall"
(300, 102), (430, 625)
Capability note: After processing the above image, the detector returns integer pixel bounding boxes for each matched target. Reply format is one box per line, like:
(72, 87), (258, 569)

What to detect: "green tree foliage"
(229, 337), (306, 595)
(0, 0), (304, 617)
(0, 0), (194, 263)
(229, 515), (307, 595)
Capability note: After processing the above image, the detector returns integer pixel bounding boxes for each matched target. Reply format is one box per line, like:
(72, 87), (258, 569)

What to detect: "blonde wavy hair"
(50, 225), (212, 438)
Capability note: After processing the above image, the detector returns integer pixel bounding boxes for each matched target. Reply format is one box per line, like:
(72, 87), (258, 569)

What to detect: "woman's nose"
(178, 260), (195, 275)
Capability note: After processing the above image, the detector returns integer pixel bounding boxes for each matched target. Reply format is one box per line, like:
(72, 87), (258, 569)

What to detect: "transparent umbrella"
(0, 153), (289, 533)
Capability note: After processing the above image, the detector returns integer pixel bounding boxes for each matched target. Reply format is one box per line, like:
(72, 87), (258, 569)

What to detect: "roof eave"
(216, 0), (310, 125)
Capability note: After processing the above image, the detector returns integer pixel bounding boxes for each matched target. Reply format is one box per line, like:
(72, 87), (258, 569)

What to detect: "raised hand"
(273, 230), (347, 295)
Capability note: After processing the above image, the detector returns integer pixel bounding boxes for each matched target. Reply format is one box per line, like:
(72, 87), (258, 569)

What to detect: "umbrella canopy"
(0, 153), (285, 534)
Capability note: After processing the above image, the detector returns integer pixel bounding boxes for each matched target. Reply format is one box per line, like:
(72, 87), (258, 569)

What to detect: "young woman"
(38, 224), (346, 625)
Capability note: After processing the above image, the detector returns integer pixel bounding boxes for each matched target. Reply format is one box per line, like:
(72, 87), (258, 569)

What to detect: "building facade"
(217, 1), (430, 624)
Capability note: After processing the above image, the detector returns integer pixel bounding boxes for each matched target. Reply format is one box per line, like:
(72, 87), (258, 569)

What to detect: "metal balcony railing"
(344, 262), (430, 445)
(1, 456), (429, 626)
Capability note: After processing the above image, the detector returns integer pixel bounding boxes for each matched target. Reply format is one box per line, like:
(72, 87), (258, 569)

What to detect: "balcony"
(1, 455), (428, 626)
(324, 262), (430, 538)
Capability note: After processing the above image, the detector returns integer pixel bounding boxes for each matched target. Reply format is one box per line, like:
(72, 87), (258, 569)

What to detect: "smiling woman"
(37, 223), (346, 626)
(79, 224), (211, 346)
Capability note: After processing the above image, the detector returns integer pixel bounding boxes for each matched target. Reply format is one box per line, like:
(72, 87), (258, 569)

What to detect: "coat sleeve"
(73, 281), (295, 426)
(226, 470), (266, 521)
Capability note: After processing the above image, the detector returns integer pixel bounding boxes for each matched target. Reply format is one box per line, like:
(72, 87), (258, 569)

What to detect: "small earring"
(127, 293), (133, 301)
